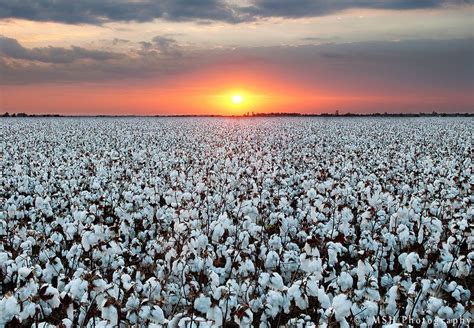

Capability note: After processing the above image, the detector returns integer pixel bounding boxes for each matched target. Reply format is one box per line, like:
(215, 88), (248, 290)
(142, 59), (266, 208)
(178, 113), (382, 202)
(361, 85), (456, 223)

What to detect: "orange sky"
(2, 64), (472, 115)
(3, 83), (471, 116)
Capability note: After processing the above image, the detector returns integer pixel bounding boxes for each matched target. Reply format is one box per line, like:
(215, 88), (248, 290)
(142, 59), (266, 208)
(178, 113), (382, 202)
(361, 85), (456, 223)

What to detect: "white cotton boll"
(268, 235), (282, 250)
(304, 242), (320, 257)
(269, 273), (284, 290)
(288, 284), (308, 310)
(41, 285), (60, 308)
(404, 252), (420, 273)
(35, 184), (44, 194)
(451, 288), (461, 301)
(300, 254), (322, 277)
(149, 305), (166, 324)
(138, 305), (166, 324)
(361, 300), (378, 323)
(337, 272), (353, 292)
(332, 294), (352, 322)
(207, 305), (223, 326)
(380, 274), (393, 288)
(265, 250), (279, 270)
(328, 248), (338, 266)
(73, 210), (87, 222)
(356, 260), (371, 288)
(173, 222), (188, 235)
(81, 231), (98, 252)
(385, 285), (398, 315)
(121, 274), (134, 291)
(196, 182), (206, 193)
(317, 288), (331, 309)
(125, 294), (140, 312)
(92, 180), (100, 190)
(36, 323), (56, 328)
(66, 278), (88, 300)
(212, 224), (225, 242)
(265, 290), (283, 318)
(427, 297), (443, 313)
(194, 295), (211, 314)
(437, 306), (454, 319)
(101, 304), (118, 326)
(445, 281), (457, 293)
(207, 271), (219, 287)
(0, 294), (20, 324)
(139, 305), (151, 320)
(397, 224), (411, 246)
(307, 188), (317, 199)
(7, 204), (16, 219)
(239, 258), (255, 277)
(20, 302), (37, 321)
(18, 266), (32, 280)
(433, 318), (447, 328)
(235, 307), (253, 328)
(306, 276), (319, 297)
(259, 272), (270, 288)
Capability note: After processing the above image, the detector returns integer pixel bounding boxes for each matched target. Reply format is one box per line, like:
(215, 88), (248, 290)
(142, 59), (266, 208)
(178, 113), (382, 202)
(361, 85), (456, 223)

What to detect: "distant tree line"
(2, 111), (473, 118)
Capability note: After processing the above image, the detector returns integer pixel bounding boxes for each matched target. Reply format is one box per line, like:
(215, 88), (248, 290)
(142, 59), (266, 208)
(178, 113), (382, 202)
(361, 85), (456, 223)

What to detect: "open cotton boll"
(307, 188), (317, 199)
(39, 285), (61, 309)
(317, 288), (331, 309)
(194, 294), (211, 314)
(304, 241), (320, 257)
(265, 290), (284, 318)
(337, 272), (354, 292)
(264, 250), (280, 270)
(288, 282), (308, 310)
(18, 266), (33, 280)
(269, 273), (285, 290)
(81, 230), (99, 252)
(0, 294), (20, 325)
(207, 305), (223, 326)
(101, 303), (118, 326)
(234, 306), (253, 328)
(332, 294), (352, 322)
(300, 254), (323, 277)
(383, 285), (399, 316)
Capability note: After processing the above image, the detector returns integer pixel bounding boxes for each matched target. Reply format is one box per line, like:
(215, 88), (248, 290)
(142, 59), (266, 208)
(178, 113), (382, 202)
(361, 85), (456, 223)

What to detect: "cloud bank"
(1, 36), (472, 96)
(0, 36), (122, 63)
(0, 0), (469, 24)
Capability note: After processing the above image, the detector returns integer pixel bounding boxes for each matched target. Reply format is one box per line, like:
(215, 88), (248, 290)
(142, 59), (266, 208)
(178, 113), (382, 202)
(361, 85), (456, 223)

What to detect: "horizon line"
(2, 111), (473, 118)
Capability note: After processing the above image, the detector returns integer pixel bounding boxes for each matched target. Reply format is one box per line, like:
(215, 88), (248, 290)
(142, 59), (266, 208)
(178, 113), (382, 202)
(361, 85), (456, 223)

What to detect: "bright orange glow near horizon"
(2, 65), (473, 116)
(208, 89), (271, 115)
(231, 94), (243, 104)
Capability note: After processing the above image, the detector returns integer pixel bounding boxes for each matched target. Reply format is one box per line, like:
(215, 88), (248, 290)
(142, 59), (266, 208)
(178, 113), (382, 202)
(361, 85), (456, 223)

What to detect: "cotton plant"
(1, 117), (472, 326)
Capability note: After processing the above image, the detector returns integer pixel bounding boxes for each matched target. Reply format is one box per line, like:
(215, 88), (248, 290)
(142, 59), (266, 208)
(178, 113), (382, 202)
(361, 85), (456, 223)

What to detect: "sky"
(0, 0), (473, 115)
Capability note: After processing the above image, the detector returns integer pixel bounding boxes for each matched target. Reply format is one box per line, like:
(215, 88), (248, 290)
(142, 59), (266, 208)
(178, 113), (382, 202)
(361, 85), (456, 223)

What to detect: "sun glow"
(231, 94), (244, 104)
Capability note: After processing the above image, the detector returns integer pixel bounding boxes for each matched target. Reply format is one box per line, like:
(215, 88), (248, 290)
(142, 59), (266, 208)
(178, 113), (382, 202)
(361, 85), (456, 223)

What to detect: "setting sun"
(231, 94), (244, 104)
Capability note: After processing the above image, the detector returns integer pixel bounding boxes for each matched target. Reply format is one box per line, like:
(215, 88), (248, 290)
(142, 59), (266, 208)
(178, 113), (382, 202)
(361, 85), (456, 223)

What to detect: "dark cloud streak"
(0, 0), (470, 25)
(0, 35), (122, 63)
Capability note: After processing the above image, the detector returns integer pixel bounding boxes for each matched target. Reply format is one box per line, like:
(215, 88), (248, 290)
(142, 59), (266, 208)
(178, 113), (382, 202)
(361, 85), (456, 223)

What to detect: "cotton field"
(0, 117), (472, 328)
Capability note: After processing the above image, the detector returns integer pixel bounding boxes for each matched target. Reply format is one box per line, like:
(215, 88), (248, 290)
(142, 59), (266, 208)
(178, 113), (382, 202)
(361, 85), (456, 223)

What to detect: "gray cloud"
(242, 0), (455, 19)
(0, 0), (242, 24)
(0, 35), (122, 63)
(0, 0), (470, 24)
(152, 36), (181, 56)
(138, 35), (182, 57)
(112, 38), (130, 45)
